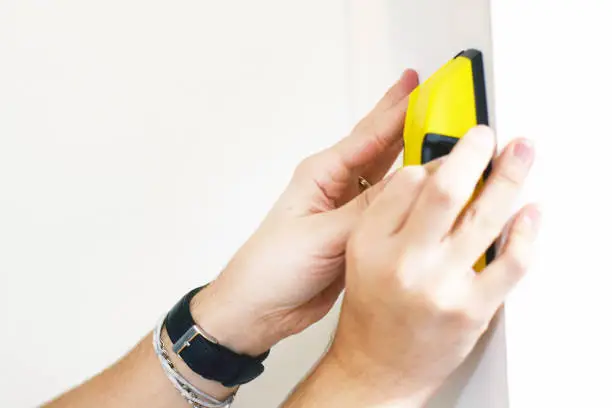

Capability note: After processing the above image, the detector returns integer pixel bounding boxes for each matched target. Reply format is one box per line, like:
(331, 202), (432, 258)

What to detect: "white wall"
(0, 2), (350, 406)
(491, 1), (612, 406)
(0, 1), (512, 407)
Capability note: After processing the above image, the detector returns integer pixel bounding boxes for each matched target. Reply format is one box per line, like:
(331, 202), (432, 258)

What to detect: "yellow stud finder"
(402, 49), (494, 272)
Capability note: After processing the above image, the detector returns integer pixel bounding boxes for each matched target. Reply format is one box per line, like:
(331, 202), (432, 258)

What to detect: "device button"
(421, 133), (459, 164)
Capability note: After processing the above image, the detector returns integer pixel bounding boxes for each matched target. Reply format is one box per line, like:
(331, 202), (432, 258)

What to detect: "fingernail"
(399, 68), (419, 85)
(513, 139), (534, 164)
(521, 204), (541, 232)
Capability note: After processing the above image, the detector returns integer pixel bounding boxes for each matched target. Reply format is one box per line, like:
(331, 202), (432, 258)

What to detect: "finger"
(312, 157), (445, 247)
(400, 125), (496, 244)
(421, 156), (446, 174)
(371, 69), (419, 113)
(303, 275), (346, 324)
(311, 158), (444, 242)
(474, 204), (541, 309)
(362, 166), (427, 236)
(287, 71), (419, 211)
(319, 275), (346, 306)
(359, 158), (446, 236)
(347, 156), (445, 230)
(449, 138), (534, 265)
(308, 174), (391, 253)
(361, 137), (404, 184)
(327, 72), (419, 173)
(336, 138), (404, 209)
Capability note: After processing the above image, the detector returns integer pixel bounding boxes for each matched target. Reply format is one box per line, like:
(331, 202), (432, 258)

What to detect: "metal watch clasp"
(172, 324), (219, 354)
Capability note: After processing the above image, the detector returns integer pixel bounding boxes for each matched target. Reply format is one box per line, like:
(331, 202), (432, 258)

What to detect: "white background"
(491, 0), (612, 406)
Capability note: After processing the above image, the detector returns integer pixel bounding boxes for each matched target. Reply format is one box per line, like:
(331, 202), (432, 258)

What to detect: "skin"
(42, 69), (539, 408)
(282, 128), (538, 407)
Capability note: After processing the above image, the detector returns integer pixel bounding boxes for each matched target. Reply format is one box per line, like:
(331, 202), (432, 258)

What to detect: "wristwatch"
(164, 286), (270, 387)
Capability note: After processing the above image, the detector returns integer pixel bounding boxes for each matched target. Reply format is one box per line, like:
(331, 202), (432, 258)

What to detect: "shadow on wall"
(385, 0), (494, 79)
(426, 311), (505, 408)
(231, 301), (342, 407)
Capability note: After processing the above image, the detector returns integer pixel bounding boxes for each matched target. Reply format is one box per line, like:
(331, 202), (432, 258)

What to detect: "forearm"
(281, 349), (431, 408)
(43, 327), (240, 408)
(43, 329), (194, 408)
(43, 284), (274, 408)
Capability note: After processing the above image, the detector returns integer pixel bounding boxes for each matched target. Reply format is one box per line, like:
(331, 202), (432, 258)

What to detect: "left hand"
(191, 69), (424, 355)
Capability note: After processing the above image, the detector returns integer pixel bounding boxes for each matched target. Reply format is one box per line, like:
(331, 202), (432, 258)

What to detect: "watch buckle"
(172, 324), (218, 354)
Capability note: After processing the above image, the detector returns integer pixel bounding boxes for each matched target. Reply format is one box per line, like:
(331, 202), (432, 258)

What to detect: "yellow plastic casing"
(402, 49), (493, 272)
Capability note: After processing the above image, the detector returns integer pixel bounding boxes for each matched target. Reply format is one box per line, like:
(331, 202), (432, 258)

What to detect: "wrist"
(189, 281), (277, 357)
(160, 326), (238, 401)
(286, 350), (427, 408)
(323, 344), (435, 407)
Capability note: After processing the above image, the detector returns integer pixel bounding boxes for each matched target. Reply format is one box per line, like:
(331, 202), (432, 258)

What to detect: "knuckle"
(370, 127), (390, 153)
(466, 125), (496, 154)
(367, 128), (390, 156)
(437, 302), (480, 327)
(354, 120), (389, 155)
(392, 166), (427, 187)
(494, 167), (523, 190)
(462, 205), (500, 237)
(448, 308), (482, 328)
(400, 166), (427, 181)
(502, 245), (530, 277)
(423, 286), (484, 328)
(429, 175), (460, 208)
(293, 153), (322, 180)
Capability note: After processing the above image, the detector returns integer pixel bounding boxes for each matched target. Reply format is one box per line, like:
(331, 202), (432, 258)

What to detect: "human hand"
(326, 126), (539, 405)
(191, 70), (427, 356)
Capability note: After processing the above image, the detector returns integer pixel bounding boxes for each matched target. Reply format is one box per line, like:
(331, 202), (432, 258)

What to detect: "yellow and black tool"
(402, 49), (494, 272)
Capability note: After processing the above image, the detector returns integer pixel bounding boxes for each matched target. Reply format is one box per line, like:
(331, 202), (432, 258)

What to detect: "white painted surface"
(0, 2), (349, 406)
(0, 1), (513, 407)
(491, 1), (612, 406)
(347, 2), (508, 407)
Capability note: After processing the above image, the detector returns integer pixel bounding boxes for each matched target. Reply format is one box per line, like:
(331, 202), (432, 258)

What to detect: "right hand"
(328, 126), (540, 404)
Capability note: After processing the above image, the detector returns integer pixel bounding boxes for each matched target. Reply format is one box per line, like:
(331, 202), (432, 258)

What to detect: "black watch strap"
(164, 286), (270, 387)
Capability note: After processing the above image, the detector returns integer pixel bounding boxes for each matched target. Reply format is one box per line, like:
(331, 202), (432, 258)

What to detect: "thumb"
(339, 156), (447, 224)
(311, 157), (446, 247)
(310, 170), (398, 247)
